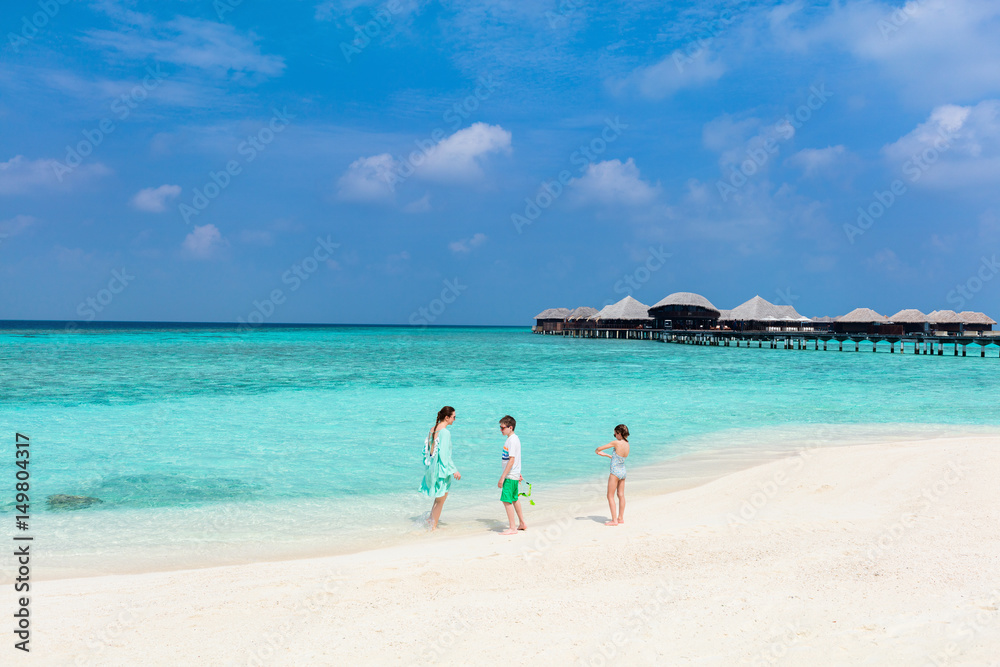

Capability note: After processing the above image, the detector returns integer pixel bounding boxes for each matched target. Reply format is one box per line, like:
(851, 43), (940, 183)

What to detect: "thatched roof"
(533, 307), (570, 320)
(566, 306), (598, 321)
(725, 295), (803, 321)
(959, 311), (998, 325)
(718, 309), (732, 320)
(837, 307), (889, 323)
(928, 309), (963, 324)
(590, 296), (653, 321)
(649, 292), (720, 315)
(812, 316), (836, 323)
(888, 309), (928, 323)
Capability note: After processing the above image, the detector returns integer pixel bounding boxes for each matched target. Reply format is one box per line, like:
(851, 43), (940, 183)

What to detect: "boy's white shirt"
(502, 433), (521, 480)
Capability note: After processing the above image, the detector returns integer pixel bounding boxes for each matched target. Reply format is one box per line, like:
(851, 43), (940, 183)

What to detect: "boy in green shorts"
(498, 415), (526, 535)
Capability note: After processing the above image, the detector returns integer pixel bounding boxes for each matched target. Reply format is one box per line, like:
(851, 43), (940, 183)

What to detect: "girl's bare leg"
(429, 493), (448, 530)
(605, 475), (618, 526)
(616, 480), (626, 523)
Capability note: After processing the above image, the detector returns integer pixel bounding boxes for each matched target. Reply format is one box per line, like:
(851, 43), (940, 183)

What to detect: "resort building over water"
(718, 295), (808, 331)
(590, 296), (653, 329)
(648, 292), (721, 330)
(532, 292), (998, 355)
(532, 307), (572, 333)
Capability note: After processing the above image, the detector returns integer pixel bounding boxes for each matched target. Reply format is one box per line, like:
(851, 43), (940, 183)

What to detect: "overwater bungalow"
(647, 292), (720, 330)
(888, 309), (930, 334)
(533, 307), (571, 333)
(833, 308), (896, 335)
(528, 292), (999, 357)
(928, 310), (964, 334)
(719, 295), (805, 332)
(958, 311), (997, 333)
(565, 306), (598, 331)
(811, 316), (835, 332)
(589, 296), (654, 329)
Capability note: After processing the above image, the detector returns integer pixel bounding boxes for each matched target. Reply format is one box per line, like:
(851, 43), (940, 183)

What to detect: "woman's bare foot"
(617, 518), (625, 524)
(604, 520), (618, 526)
(517, 523), (527, 531)
(499, 528), (518, 535)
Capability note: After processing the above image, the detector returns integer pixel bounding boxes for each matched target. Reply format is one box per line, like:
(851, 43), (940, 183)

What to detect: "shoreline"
(31, 431), (1000, 664)
(19, 423), (1000, 581)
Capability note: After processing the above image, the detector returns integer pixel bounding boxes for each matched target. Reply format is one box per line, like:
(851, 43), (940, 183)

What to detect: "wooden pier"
(659, 330), (1000, 356)
(532, 327), (1000, 357)
(532, 326), (660, 340)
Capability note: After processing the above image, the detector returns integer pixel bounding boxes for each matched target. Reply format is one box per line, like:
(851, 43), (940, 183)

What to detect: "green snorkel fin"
(519, 481), (535, 505)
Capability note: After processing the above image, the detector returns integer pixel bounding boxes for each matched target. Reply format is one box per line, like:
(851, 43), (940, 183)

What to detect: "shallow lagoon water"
(2, 325), (998, 577)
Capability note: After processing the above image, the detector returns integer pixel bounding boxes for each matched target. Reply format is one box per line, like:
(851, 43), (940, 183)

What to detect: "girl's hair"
(614, 424), (629, 441)
(428, 406), (455, 454)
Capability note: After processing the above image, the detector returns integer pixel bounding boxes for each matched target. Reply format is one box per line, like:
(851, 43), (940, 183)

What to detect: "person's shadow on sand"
(475, 518), (512, 532)
(580, 515), (607, 524)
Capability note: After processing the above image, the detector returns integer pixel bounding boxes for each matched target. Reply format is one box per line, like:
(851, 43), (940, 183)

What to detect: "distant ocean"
(3, 322), (999, 577)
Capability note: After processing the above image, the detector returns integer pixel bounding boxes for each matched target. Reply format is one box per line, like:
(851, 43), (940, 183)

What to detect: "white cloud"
(384, 250), (410, 275)
(0, 155), (110, 195)
(702, 115), (761, 153)
(239, 229), (274, 246)
(569, 159), (660, 206)
(786, 145), (847, 176)
(701, 113), (795, 176)
(449, 233), (488, 254)
(403, 193), (431, 213)
(131, 184), (181, 212)
(768, 0), (1000, 103)
(337, 153), (398, 202)
(616, 50), (725, 99)
(84, 16), (285, 78)
(417, 122), (512, 182)
(882, 100), (1000, 188)
(314, 0), (421, 23)
(0, 214), (36, 238)
(337, 123), (512, 204)
(182, 224), (226, 259)
(866, 248), (911, 277)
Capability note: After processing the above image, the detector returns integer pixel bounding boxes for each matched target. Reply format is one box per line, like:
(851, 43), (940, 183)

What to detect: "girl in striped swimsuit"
(595, 424), (630, 526)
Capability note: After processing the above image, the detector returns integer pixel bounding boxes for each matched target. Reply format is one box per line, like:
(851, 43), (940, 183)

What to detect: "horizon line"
(0, 319), (530, 329)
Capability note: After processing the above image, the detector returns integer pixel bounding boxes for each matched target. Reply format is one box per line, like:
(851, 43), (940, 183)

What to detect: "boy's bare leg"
(605, 475), (618, 526)
(500, 502), (518, 535)
(513, 499), (527, 530)
(616, 481), (626, 523)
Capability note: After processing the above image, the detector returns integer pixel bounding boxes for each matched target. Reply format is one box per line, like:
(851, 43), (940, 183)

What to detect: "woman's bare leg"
(430, 493), (448, 530)
(605, 475), (618, 526)
(616, 480), (626, 523)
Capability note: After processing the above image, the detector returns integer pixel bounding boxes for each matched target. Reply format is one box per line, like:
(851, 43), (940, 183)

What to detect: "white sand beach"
(31, 434), (1000, 666)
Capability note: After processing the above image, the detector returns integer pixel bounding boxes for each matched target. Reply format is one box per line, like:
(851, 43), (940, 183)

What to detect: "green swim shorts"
(500, 478), (520, 503)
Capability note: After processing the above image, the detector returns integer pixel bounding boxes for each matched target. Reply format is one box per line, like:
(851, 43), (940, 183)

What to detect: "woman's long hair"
(614, 424), (629, 442)
(428, 406), (455, 455)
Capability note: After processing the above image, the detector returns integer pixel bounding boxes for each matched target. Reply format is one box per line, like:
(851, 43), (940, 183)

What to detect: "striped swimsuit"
(610, 449), (627, 480)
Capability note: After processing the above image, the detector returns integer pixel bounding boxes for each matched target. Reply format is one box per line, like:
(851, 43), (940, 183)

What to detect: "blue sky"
(2, 0), (1000, 325)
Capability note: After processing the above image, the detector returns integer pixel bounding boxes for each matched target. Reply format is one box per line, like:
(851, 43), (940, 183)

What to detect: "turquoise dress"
(420, 428), (458, 498)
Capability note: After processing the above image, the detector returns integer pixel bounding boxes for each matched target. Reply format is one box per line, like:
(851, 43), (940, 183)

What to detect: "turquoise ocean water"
(2, 324), (999, 577)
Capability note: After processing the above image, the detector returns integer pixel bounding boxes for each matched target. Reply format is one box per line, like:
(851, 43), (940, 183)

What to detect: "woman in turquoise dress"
(421, 405), (461, 530)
